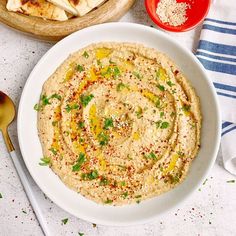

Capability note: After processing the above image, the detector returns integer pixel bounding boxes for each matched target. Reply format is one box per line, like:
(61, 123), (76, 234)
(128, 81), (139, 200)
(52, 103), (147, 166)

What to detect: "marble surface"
(0, 1), (236, 235)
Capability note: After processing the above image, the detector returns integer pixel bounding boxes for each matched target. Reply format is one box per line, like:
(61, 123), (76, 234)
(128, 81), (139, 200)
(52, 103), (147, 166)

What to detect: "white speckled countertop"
(1, 1), (236, 236)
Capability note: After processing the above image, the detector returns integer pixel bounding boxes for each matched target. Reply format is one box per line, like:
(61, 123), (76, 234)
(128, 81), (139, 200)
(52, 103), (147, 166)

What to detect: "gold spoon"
(0, 91), (50, 236)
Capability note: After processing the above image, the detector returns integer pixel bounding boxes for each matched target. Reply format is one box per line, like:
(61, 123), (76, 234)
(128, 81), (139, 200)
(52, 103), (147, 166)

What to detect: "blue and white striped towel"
(196, 0), (236, 175)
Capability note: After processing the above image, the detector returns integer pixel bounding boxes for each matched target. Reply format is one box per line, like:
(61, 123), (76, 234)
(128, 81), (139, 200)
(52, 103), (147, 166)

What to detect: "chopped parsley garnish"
(34, 93), (62, 111)
(76, 64), (84, 72)
(145, 152), (157, 160)
(0, 193), (2, 199)
(101, 66), (121, 79)
(113, 67), (121, 78)
(52, 121), (58, 126)
(65, 104), (79, 112)
(50, 93), (62, 101)
(99, 177), (109, 186)
(135, 195), (142, 198)
(136, 200), (141, 204)
(82, 51), (89, 58)
(61, 218), (68, 225)
(98, 132), (109, 146)
(122, 191), (128, 198)
(34, 104), (40, 111)
(177, 151), (184, 157)
(79, 137), (84, 143)
(136, 106), (143, 119)
(78, 121), (85, 129)
(81, 170), (99, 180)
(226, 180), (235, 183)
(22, 210), (27, 214)
(133, 71), (142, 80)
(170, 174), (180, 184)
(116, 82), (129, 91)
(160, 121), (169, 129)
(120, 181), (126, 186)
(72, 153), (86, 172)
(39, 157), (51, 166)
(97, 59), (102, 66)
(203, 178), (208, 185)
(155, 120), (162, 128)
(167, 81), (175, 87)
(182, 105), (191, 112)
(104, 199), (113, 204)
(80, 94), (94, 107)
(78, 233), (84, 236)
(157, 84), (165, 91)
(155, 99), (161, 108)
(49, 147), (57, 155)
(103, 118), (113, 130)
(41, 94), (51, 106)
(160, 111), (164, 118)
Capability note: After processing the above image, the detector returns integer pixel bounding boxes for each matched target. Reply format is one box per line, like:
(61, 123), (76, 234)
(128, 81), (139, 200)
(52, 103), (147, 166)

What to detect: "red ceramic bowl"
(145, 0), (211, 32)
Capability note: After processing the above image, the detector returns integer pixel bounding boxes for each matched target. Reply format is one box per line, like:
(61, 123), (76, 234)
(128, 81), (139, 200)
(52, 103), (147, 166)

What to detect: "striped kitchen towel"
(196, 0), (236, 175)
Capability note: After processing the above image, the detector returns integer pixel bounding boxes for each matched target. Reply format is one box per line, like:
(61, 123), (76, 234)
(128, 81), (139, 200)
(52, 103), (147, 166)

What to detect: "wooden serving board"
(0, 0), (135, 41)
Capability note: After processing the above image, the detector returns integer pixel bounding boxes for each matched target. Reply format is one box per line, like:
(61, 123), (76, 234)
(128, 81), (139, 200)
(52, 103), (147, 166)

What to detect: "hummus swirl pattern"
(37, 43), (201, 205)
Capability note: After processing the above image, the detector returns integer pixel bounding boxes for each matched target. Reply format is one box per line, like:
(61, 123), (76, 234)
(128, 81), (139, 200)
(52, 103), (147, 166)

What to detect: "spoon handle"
(10, 150), (51, 236)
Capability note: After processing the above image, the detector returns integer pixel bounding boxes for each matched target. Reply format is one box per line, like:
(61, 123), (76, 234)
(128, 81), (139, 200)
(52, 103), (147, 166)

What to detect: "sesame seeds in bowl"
(145, 0), (211, 32)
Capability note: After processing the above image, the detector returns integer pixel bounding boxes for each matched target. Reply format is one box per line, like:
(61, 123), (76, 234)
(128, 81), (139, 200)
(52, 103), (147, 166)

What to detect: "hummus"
(37, 42), (201, 205)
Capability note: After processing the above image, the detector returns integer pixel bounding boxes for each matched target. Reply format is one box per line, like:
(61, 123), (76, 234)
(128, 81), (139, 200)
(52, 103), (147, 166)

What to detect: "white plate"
(18, 23), (221, 226)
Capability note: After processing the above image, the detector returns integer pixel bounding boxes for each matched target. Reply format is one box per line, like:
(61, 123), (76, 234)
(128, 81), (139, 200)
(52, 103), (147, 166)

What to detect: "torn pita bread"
(69, 0), (106, 16)
(47, 0), (78, 16)
(7, 0), (68, 21)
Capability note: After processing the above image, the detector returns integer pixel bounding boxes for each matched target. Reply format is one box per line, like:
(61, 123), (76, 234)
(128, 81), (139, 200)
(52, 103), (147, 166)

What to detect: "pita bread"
(7, 0), (68, 21)
(69, 0), (106, 16)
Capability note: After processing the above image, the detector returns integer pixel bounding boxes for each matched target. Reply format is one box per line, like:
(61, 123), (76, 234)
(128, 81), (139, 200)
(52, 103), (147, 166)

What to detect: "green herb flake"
(34, 103), (41, 111)
(122, 191), (128, 199)
(104, 118), (113, 130)
(78, 233), (84, 236)
(160, 111), (164, 118)
(116, 82), (129, 92)
(80, 94), (94, 107)
(157, 84), (165, 91)
(61, 218), (68, 225)
(136, 106), (143, 119)
(145, 152), (157, 160)
(82, 51), (89, 58)
(22, 210), (27, 214)
(135, 195), (142, 198)
(203, 178), (208, 185)
(104, 199), (113, 204)
(78, 121), (85, 129)
(170, 112), (176, 117)
(50, 93), (62, 101)
(72, 153), (86, 172)
(113, 67), (121, 78)
(0, 193), (2, 199)
(120, 181), (126, 186)
(49, 147), (57, 155)
(41, 95), (51, 106)
(133, 71), (142, 80)
(155, 120), (162, 128)
(167, 81), (175, 87)
(39, 157), (51, 166)
(81, 170), (99, 180)
(136, 200), (141, 204)
(52, 121), (58, 126)
(226, 180), (235, 183)
(65, 104), (79, 112)
(98, 132), (109, 146)
(99, 177), (109, 186)
(76, 64), (84, 72)
(182, 105), (191, 112)
(160, 121), (169, 129)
